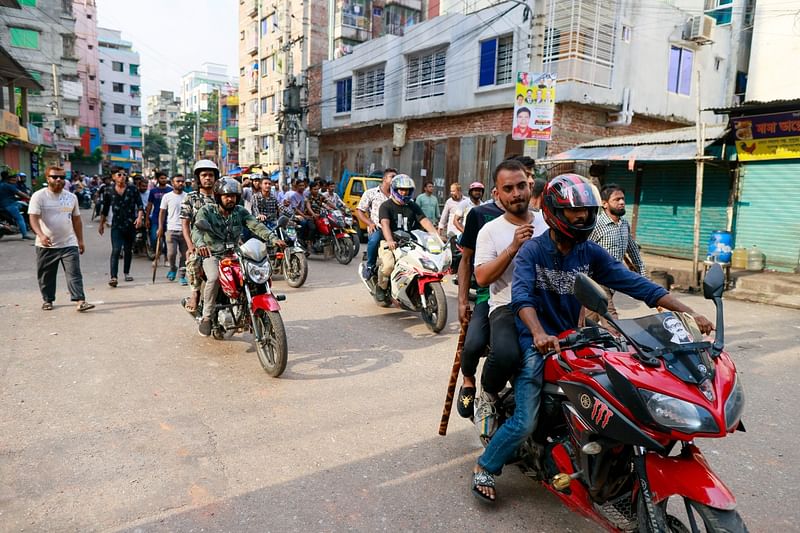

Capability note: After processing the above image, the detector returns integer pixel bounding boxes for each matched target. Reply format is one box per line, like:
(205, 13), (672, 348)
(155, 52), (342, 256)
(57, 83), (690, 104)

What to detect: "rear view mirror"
(277, 216), (289, 228)
(573, 273), (608, 316)
(195, 219), (212, 232)
(703, 264), (725, 300)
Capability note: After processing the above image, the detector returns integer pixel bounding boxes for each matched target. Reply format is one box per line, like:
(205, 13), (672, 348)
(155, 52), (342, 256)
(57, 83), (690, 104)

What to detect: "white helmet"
(193, 159), (219, 179)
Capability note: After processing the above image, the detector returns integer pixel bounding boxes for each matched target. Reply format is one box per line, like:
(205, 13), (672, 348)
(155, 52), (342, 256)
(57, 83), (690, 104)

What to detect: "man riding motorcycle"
(192, 177), (286, 337)
(470, 173), (714, 504)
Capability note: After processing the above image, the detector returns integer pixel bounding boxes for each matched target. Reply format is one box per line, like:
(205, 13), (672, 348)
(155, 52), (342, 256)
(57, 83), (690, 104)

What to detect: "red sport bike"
(486, 265), (747, 532)
(303, 208), (354, 265)
(186, 220), (289, 377)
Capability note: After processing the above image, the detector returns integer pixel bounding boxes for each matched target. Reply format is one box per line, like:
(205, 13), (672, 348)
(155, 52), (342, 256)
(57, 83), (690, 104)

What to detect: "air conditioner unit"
(684, 15), (714, 44)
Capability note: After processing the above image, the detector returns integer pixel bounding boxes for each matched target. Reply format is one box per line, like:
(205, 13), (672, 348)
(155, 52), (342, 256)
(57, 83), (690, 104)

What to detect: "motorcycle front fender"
(416, 274), (444, 296)
(251, 293), (281, 312)
(646, 444), (736, 510)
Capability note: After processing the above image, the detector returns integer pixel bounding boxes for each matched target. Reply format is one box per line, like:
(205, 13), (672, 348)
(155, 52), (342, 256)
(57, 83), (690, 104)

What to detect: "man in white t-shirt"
(471, 161), (533, 439)
(438, 183), (470, 239)
(28, 165), (94, 312)
(158, 175), (189, 284)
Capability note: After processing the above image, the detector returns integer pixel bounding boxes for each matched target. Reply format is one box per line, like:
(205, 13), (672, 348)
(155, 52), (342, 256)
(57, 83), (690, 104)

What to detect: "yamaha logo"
(580, 394), (592, 409)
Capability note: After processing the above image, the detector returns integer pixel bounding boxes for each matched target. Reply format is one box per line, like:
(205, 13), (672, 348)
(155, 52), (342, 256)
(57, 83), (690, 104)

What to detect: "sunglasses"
(48, 175), (66, 180)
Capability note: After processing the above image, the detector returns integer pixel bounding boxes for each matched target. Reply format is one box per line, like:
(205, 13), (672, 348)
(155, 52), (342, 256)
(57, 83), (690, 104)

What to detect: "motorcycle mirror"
(195, 219), (212, 232)
(573, 273), (609, 316)
(277, 216), (289, 228)
(703, 263), (725, 300)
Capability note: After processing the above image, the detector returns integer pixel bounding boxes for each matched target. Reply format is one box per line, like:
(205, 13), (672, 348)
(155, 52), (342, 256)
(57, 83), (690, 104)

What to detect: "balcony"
(385, 0), (421, 10)
(249, 115), (258, 130)
(246, 0), (258, 17)
(130, 111), (141, 118)
(334, 11), (371, 42)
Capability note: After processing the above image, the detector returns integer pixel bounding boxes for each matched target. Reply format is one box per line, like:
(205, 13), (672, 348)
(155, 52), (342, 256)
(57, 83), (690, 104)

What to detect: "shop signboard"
(732, 110), (800, 161)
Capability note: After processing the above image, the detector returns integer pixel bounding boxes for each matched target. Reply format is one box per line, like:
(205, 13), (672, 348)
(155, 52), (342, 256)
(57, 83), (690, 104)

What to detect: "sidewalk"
(642, 252), (800, 310)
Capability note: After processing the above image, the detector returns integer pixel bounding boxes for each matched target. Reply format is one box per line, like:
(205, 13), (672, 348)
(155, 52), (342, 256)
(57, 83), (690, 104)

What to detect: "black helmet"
(213, 177), (242, 205)
(541, 174), (601, 242)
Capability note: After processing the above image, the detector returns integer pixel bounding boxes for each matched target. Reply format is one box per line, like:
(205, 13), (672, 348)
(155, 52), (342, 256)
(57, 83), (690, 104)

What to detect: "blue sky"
(96, 0), (238, 100)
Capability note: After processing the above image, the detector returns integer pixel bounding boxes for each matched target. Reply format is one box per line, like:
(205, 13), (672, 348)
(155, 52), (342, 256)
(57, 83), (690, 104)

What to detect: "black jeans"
(460, 300), (490, 380)
(110, 225), (135, 278)
(482, 304), (523, 394)
(36, 246), (85, 302)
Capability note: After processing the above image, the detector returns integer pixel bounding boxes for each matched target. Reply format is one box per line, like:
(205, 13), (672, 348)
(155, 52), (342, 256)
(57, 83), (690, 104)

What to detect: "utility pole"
(691, 69), (705, 289)
(279, 0), (291, 186)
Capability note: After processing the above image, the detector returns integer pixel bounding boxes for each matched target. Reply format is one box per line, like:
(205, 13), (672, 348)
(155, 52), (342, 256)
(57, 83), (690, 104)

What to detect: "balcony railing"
(130, 111), (141, 118)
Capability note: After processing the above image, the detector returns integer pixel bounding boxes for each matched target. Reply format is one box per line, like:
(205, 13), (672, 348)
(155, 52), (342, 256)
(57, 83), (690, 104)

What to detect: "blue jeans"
(2, 203), (27, 234)
(478, 346), (544, 475)
(366, 228), (382, 268)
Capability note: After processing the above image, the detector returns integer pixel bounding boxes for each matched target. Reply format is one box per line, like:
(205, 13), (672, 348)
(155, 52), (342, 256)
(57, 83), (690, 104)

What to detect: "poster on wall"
(512, 72), (557, 141)
(732, 111), (800, 161)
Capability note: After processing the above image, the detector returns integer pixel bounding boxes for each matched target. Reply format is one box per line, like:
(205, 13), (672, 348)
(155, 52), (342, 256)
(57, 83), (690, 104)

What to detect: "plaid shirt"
(252, 191), (279, 222)
(357, 186), (389, 225)
(590, 210), (646, 276)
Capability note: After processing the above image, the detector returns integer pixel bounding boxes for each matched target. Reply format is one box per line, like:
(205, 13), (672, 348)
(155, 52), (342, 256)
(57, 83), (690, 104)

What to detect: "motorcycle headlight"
(724, 375), (745, 431)
(639, 389), (719, 434)
(245, 260), (271, 284)
(419, 257), (438, 273)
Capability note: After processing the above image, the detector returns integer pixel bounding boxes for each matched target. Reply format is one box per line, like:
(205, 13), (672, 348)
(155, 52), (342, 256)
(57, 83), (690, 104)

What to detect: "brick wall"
(306, 64), (323, 133)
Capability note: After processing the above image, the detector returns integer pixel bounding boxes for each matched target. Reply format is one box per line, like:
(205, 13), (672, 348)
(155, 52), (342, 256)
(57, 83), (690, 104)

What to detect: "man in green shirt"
(415, 181), (440, 226)
(192, 178), (285, 337)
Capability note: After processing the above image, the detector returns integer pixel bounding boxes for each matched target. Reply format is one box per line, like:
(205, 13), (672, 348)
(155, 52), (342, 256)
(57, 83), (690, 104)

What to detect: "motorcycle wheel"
(636, 496), (748, 533)
(252, 309), (288, 377)
(284, 252), (308, 288)
(334, 236), (354, 265)
(422, 282), (448, 333)
(145, 234), (156, 261)
(349, 233), (360, 259)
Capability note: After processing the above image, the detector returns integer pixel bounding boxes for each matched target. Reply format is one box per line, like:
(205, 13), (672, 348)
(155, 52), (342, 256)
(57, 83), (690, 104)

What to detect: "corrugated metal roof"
(578, 124), (727, 148)
(549, 142), (702, 162)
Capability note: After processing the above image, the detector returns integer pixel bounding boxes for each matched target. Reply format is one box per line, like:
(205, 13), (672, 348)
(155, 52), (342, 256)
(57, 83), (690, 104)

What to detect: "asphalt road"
(1, 213), (798, 532)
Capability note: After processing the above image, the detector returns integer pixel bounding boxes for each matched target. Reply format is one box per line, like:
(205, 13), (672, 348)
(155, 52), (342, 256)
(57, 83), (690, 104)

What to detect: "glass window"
(19, 0), (36, 6)
(129, 64), (139, 76)
(406, 48), (446, 101)
(667, 46), (693, 96)
(29, 112), (44, 127)
(336, 78), (352, 113)
(113, 82), (124, 92)
(705, 0), (733, 25)
(261, 97), (268, 113)
(354, 65), (385, 110)
(114, 125), (126, 134)
(112, 61), (124, 72)
(10, 27), (39, 49)
(132, 126), (141, 137)
(478, 35), (513, 87)
(130, 85), (140, 95)
(113, 103), (125, 113)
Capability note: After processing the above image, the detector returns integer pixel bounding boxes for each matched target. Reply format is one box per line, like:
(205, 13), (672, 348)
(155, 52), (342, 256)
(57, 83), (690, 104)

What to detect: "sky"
(95, 0), (238, 101)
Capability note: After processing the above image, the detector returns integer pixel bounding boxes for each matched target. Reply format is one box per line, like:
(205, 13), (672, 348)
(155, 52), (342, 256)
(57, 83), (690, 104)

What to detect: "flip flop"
(76, 302), (95, 312)
(124, 275), (134, 282)
(471, 469), (496, 503)
(108, 278), (118, 287)
(457, 386), (476, 419)
(42, 302), (53, 311)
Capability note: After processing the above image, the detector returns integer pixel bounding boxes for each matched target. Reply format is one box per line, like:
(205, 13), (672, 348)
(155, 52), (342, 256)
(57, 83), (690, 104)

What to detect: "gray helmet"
(390, 174), (415, 205)
(193, 159), (219, 179)
(213, 177), (242, 204)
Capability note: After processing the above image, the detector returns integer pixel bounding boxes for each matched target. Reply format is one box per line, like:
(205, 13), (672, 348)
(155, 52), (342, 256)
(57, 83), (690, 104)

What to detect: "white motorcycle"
(359, 230), (451, 333)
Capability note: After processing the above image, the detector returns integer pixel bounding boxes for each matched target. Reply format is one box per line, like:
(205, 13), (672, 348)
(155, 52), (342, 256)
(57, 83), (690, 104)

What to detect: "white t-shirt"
(28, 188), (80, 248)
(474, 213), (534, 314)
(532, 209), (548, 238)
(159, 190), (187, 231)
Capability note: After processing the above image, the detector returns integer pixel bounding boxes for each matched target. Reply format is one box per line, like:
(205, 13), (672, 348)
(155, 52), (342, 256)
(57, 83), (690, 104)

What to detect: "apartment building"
(310, 0), (749, 191)
(98, 27), (142, 169)
(180, 62), (234, 114)
(219, 92), (240, 173)
(146, 90), (181, 162)
(72, 0), (102, 173)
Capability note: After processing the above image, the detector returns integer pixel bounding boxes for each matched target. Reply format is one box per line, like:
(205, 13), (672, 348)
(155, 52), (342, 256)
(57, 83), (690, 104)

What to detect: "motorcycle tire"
(334, 236), (354, 265)
(636, 496), (747, 533)
(422, 282), (448, 333)
(284, 252), (308, 288)
(252, 309), (288, 377)
(145, 235), (156, 261)
(349, 233), (360, 260)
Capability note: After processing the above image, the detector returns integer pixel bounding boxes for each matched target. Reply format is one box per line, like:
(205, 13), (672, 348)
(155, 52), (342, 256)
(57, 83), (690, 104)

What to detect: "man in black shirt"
(99, 168), (144, 286)
(378, 174), (439, 248)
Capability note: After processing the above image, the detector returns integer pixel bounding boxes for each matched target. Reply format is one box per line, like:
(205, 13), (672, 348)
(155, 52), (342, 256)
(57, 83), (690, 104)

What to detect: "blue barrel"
(707, 230), (733, 263)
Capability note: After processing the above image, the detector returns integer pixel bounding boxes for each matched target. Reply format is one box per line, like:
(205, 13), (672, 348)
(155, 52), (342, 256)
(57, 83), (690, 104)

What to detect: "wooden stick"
(438, 306), (471, 436)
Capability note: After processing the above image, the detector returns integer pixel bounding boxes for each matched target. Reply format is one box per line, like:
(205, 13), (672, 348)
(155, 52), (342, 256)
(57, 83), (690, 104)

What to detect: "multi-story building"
(145, 90), (181, 167)
(72, 0), (102, 175)
(180, 62), (234, 114)
(98, 27), (142, 170)
(0, 0), (82, 178)
(219, 92), (240, 174)
(310, 0), (749, 192)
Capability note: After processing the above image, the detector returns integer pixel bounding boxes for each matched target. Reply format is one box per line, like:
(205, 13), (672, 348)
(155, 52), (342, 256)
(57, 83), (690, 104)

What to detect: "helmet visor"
(556, 176), (601, 208)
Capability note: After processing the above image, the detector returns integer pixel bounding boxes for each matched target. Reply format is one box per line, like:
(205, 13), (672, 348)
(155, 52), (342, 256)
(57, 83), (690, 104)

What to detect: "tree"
(175, 112), (196, 164)
(143, 131), (170, 167)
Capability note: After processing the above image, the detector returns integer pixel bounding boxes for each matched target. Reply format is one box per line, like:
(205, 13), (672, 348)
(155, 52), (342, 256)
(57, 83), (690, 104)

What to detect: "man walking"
(28, 166), (94, 312)
(99, 168), (145, 286)
(438, 183), (469, 240)
(416, 181), (440, 226)
(588, 183), (646, 320)
(158, 175), (188, 284)
(146, 171), (172, 255)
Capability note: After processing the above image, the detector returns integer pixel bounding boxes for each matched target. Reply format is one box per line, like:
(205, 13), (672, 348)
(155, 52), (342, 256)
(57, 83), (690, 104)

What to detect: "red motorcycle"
(487, 265), (747, 532)
(303, 208), (354, 265)
(186, 220), (289, 377)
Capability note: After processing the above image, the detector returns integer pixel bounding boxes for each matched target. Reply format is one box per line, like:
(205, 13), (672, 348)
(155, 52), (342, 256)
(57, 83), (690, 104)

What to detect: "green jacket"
(192, 204), (277, 257)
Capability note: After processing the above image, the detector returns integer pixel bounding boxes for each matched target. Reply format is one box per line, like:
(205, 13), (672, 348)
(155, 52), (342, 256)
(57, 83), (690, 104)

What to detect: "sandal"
(42, 302), (53, 311)
(108, 278), (118, 287)
(457, 386), (476, 419)
(471, 468), (496, 503)
(124, 275), (134, 282)
(76, 302), (95, 312)
(184, 292), (200, 314)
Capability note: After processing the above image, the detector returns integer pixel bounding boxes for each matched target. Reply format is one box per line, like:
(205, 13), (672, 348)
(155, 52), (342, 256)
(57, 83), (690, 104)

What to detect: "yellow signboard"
(733, 111), (800, 161)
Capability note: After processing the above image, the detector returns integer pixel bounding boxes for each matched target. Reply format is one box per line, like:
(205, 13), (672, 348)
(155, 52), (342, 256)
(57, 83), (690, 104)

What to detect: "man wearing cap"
(453, 182), (484, 234)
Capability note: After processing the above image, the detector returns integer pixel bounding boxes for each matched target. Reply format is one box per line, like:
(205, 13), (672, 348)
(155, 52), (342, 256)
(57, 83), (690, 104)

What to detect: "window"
(622, 25), (632, 43)
(87, 13), (92, 19)
(260, 57), (268, 76)
(668, 46), (693, 95)
(112, 61), (124, 72)
(88, 44), (93, 50)
(543, 0), (617, 88)
(261, 17), (268, 36)
(705, 0), (732, 25)
(10, 27), (39, 49)
(261, 97), (268, 113)
(406, 48), (446, 101)
(267, 95), (274, 114)
(478, 35), (513, 87)
(89, 74), (95, 80)
(113, 82), (124, 92)
(28, 70), (41, 96)
(19, 0), (35, 5)
(62, 34), (75, 58)
(62, 0), (72, 15)
(240, 66), (245, 77)
(131, 126), (141, 137)
(336, 78), (352, 113)
(113, 103), (125, 113)
(109, 145), (122, 154)
(131, 105), (140, 116)
(114, 124), (126, 134)
(130, 85), (140, 95)
(89, 105), (94, 110)
(29, 112), (44, 127)
(354, 65), (385, 110)
(129, 64), (139, 76)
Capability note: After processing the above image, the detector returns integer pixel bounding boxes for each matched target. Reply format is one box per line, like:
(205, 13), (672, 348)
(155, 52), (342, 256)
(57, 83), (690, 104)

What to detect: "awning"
(544, 124), (728, 162)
